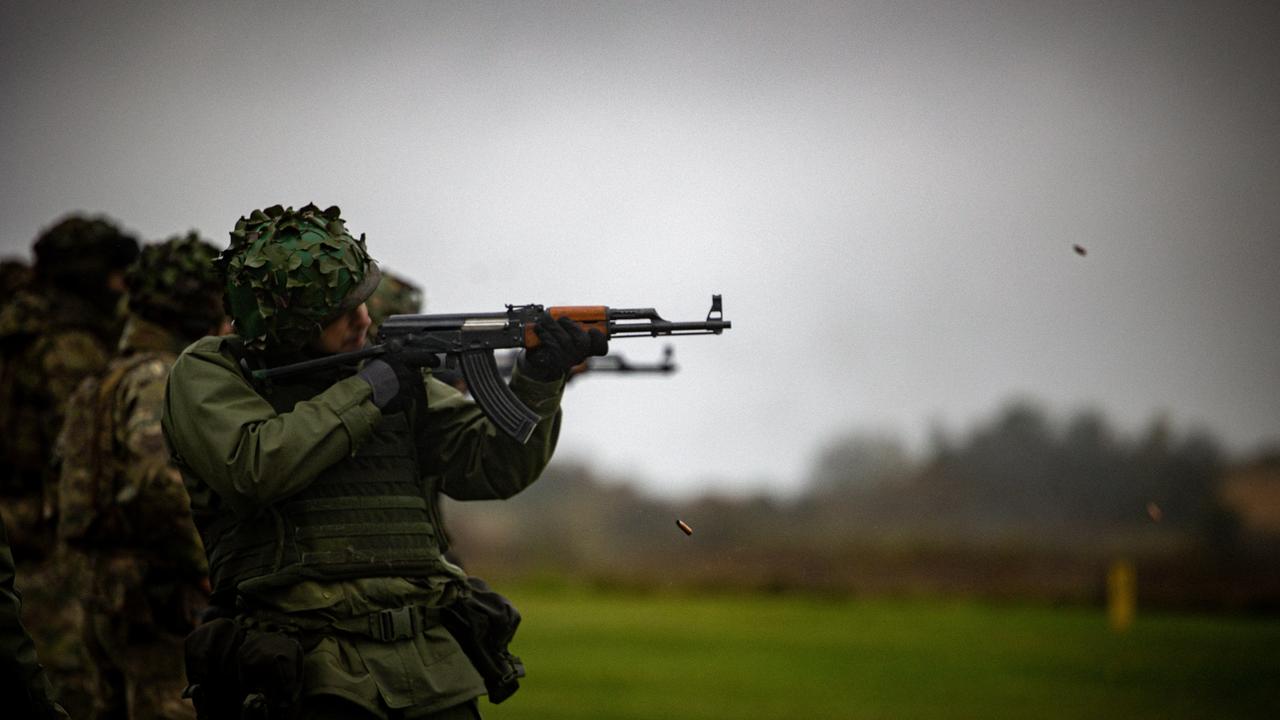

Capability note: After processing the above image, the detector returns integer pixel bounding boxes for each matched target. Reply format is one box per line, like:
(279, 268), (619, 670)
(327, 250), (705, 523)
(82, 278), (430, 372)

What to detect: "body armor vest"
(200, 372), (446, 595)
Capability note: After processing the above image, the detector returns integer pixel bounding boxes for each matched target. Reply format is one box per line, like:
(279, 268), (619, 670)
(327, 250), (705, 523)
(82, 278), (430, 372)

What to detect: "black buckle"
(370, 607), (418, 642)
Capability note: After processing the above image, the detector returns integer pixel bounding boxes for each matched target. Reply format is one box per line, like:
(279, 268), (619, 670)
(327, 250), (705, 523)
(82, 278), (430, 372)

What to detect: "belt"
(333, 604), (441, 642)
(246, 603), (438, 643)
(242, 601), (443, 643)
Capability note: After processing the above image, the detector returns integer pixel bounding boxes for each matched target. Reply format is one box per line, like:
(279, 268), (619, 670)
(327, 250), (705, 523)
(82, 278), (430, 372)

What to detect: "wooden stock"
(523, 305), (609, 347)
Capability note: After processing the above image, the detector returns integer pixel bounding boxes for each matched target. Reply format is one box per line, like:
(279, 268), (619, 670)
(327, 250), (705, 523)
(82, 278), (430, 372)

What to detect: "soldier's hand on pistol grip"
(520, 314), (608, 382)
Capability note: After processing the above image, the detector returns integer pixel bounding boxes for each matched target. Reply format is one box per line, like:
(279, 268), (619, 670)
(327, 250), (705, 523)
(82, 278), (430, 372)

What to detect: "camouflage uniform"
(58, 234), (223, 719)
(0, 215), (139, 719)
(0, 285), (120, 550)
(163, 205), (567, 719)
(1, 513), (70, 719)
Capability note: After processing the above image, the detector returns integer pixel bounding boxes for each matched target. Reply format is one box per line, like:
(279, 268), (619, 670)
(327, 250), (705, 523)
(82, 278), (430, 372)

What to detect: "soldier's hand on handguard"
(520, 313), (609, 382)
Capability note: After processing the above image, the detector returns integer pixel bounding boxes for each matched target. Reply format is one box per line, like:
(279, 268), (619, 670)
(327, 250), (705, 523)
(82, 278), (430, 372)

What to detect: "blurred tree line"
(805, 398), (1234, 551)
(446, 398), (1277, 610)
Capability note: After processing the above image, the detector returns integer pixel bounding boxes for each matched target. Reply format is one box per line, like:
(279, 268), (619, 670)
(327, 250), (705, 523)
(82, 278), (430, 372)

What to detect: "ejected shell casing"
(676, 519), (693, 536)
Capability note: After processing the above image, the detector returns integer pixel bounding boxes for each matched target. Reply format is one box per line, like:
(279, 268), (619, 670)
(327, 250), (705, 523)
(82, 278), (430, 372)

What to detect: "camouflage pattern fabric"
(0, 216), (137, 719)
(0, 513), (70, 719)
(0, 285), (119, 720)
(83, 604), (196, 720)
(124, 232), (225, 342)
(0, 287), (117, 512)
(58, 315), (211, 720)
(17, 545), (93, 718)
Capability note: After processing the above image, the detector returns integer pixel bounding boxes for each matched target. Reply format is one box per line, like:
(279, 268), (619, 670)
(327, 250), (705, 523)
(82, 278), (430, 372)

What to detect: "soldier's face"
(315, 303), (372, 354)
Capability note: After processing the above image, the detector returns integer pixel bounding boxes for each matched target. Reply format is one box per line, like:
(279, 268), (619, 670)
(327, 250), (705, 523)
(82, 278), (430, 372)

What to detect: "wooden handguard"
(523, 306), (609, 347)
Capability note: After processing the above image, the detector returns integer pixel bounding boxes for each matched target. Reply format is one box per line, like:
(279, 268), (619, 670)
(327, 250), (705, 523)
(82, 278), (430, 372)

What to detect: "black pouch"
(183, 617), (246, 720)
(237, 631), (305, 720)
(441, 577), (526, 704)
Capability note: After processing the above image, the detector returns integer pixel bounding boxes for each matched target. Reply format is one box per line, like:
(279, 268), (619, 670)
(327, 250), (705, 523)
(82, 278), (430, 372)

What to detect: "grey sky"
(3, 1), (1277, 497)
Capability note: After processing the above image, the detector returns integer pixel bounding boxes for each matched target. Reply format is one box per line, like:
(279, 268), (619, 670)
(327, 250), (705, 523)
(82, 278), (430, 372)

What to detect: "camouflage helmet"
(0, 257), (32, 296)
(126, 232), (225, 339)
(365, 269), (423, 340)
(33, 214), (139, 288)
(219, 203), (380, 352)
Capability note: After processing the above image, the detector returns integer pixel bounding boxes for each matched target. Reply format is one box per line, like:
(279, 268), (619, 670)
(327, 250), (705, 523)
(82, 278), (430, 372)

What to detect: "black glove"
(357, 359), (400, 409)
(359, 357), (428, 410)
(519, 314), (609, 382)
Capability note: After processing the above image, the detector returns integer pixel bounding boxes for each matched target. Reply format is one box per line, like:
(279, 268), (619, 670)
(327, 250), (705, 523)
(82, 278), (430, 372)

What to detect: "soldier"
(0, 214), (140, 718)
(0, 257), (33, 297)
(163, 204), (605, 719)
(364, 269), (424, 343)
(0, 215), (140, 551)
(57, 233), (227, 719)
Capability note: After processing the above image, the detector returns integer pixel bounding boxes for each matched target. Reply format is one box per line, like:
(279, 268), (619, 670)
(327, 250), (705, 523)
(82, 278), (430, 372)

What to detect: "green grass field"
(481, 583), (1280, 720)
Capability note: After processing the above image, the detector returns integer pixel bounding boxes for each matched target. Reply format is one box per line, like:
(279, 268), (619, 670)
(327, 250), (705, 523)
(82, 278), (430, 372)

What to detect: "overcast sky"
(3, 1), (1277, 498)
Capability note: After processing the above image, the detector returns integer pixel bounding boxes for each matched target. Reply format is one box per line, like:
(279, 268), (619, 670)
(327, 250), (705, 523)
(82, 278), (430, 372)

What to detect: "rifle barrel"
(608, 320), (731, 337)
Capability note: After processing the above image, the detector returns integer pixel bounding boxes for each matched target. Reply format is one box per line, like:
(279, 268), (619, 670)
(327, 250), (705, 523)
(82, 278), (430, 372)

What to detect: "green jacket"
(162, 335), (564, 717)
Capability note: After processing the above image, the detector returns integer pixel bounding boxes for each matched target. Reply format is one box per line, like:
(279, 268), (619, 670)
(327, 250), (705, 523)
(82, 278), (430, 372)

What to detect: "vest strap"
(284, 495), (428, 514)
(294, 521), (434, 541)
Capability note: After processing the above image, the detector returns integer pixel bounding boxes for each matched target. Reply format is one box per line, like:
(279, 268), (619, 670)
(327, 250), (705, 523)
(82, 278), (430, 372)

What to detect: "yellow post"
(1107, 559), (1136, 633)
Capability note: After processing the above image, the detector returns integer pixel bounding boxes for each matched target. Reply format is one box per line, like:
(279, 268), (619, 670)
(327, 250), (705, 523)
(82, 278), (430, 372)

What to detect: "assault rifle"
(251, 295), (731, 442)
(490, 345), (678, 379)
(575, 344), (678, 376)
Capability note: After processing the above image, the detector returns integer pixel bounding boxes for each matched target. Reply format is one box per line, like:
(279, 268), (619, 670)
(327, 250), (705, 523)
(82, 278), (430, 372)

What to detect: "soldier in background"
(364, 270), (473, 394)
(0, 214), (140, 718)
(0, 257), (33, 297)
(0, 216), (139, 548)
(57, 233), (227, 719)
(364, 268), (424, 343)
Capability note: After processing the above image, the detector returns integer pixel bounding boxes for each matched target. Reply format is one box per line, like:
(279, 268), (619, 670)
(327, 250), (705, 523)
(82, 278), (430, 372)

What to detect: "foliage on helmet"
(218, 204), (380, 352)
(0, 258), (32, 296)
(366, 270), (423, 335)
(126, 232), (225, 337)
(33, 214), (139, 287)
